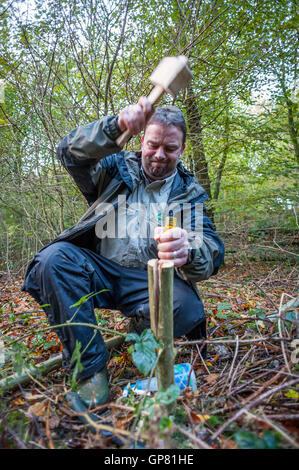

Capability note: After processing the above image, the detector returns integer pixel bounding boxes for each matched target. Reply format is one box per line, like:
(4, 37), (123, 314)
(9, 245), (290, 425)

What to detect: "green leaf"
(207, 415), (224, 426)
(155, 384), (180, 405)
(127, 344), (135, 355)
(248, 308), (264, 317)
(262, 431), (279, 449)
(139, 329), (161, 349)
(126, 333), (140, 343)
(234, 430), (263, 449)
(217, 303), (231, 313)
(69, 289), (109, 308)
(97, 318), (108, 325)
(285, 311), (297, 323)
(132, 345), (156, 376)
(284, 389), (299, 399)
(216, 313), (228, 319)
(43, 341), (57, 350)
(159, 416), (173, 431)
(216, 303), (235, 319)
(126, 329), (161, 376)
(233, 430), (278, 449)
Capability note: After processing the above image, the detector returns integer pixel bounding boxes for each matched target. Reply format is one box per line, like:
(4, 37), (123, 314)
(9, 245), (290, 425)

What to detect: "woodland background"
(0, 0), (298, 451)
(0, 0), (298, 271)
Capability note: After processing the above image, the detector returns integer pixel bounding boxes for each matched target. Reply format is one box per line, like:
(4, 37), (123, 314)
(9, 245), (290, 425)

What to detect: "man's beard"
(148, 160), (169, 178)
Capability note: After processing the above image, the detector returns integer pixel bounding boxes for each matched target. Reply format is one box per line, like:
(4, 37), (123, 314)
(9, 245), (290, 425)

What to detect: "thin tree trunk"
(186, 87), (211, 197)
(280, 72), (298, 164)
(186, 85), (213, 217)
(214, 103), (229, 201)
(284, 95), (298, 164)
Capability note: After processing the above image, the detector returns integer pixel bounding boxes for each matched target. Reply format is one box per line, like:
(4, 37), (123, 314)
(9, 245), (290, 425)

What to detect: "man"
(22, 97), (224, 408)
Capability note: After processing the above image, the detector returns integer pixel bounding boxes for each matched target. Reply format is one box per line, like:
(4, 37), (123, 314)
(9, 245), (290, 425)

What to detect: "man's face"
(141, 123), (185, 182)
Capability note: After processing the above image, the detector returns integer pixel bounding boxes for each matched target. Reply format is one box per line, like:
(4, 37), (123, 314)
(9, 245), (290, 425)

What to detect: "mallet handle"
(116, 84), (165, 148)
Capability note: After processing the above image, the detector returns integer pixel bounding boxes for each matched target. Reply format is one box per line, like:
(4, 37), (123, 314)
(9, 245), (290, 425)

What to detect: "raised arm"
(57, 98), (152, 205)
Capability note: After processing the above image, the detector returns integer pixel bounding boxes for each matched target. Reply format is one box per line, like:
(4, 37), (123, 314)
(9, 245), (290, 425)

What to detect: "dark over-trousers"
(22, 241), (206, 380)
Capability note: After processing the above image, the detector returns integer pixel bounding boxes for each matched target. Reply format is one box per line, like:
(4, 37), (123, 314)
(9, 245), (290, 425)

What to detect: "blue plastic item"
(123, 363), (197, 397)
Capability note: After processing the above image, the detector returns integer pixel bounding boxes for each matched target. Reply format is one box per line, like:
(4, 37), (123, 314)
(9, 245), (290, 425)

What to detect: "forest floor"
(0, 258), (298, 450)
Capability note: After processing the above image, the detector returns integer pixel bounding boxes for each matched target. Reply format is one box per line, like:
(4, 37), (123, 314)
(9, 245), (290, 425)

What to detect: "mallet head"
(149, 55), (192, 98)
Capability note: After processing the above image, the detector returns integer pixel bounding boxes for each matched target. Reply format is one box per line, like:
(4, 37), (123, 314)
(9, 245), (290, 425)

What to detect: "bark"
(186, 85), (212, 199)
(280, 73), (298, 164)
(148, 259), (176, 413)
(214, 106), (229, 201)
(0, 335), (125, 392)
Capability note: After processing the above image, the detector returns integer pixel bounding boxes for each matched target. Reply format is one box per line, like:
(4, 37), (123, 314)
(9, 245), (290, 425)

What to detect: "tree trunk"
(280, 73), (298, 164)
(214, 104), (230, 201)
(186, 85), (212, 200)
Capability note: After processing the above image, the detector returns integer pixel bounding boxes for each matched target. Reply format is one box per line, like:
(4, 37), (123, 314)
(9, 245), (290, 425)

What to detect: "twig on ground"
(171, 424), (212, 449)
(278, 294), (297, 374)
(6, 425), (28, 449)
(227, 335), (239, 386)
(210, 377), (299, 442)
(244, 409), (299, 449)
(45, 402), (55, 449)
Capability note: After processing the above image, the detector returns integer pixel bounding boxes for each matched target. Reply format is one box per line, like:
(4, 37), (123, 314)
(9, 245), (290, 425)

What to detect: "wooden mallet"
(116, 55), (192, 148)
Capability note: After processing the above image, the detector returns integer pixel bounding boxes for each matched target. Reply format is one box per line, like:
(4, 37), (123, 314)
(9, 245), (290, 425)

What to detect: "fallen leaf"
(190, 412), (210, 424)
(115, 413), (134, 429)
(49, 414), (60, 429)
(212, 354), (221, 363)
(113, 356), (124, 363)
(11, 397), (25, 406)
(24, 393), (45, 403)
(220, 437), (237, 449)
(28, 401), (47, 417)
(205, 373), (219, 385)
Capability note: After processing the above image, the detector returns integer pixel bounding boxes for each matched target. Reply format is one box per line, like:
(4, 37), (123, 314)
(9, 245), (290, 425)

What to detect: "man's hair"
(145, 106), (187, 145)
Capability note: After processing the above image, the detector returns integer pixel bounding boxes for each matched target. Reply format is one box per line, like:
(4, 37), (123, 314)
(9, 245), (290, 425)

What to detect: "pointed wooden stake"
(148, 259), (176, 406)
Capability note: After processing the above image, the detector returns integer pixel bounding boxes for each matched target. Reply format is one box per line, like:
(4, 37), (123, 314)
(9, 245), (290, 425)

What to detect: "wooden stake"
(148, 260), (176, 400)
(148, 259), (159, 336)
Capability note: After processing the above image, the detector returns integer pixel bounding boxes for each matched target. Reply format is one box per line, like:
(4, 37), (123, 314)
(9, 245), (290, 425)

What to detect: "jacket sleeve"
(178, 206), (225, 282)
(57, 116), (122, 205)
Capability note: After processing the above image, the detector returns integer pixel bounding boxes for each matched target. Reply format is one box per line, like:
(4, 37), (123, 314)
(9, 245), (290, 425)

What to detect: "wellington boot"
(77, 366), (109, 408)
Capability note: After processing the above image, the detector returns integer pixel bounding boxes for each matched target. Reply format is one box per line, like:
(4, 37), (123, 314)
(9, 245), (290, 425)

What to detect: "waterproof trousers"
(22, 241), (206, 380)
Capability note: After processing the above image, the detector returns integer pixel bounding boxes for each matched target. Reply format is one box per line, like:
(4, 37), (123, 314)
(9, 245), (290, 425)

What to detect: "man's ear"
(179, 144), (186, 158)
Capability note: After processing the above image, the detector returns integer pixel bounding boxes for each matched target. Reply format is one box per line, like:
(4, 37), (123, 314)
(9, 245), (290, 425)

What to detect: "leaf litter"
(0, 260), (298, 449)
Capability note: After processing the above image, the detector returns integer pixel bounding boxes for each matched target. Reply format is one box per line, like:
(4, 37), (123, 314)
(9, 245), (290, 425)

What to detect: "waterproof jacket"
(52, 115), (224, 286)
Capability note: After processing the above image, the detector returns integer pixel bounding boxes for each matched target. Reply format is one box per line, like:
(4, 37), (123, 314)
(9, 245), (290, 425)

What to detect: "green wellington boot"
(77, 366), (109, 408)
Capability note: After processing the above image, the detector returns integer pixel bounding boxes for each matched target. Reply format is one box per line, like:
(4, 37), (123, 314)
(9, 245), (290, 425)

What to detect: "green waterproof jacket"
(54, 115), (224, 286)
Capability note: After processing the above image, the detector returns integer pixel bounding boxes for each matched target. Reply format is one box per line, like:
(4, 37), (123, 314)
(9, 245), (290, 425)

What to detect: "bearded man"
(22, 97), (224, 408)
